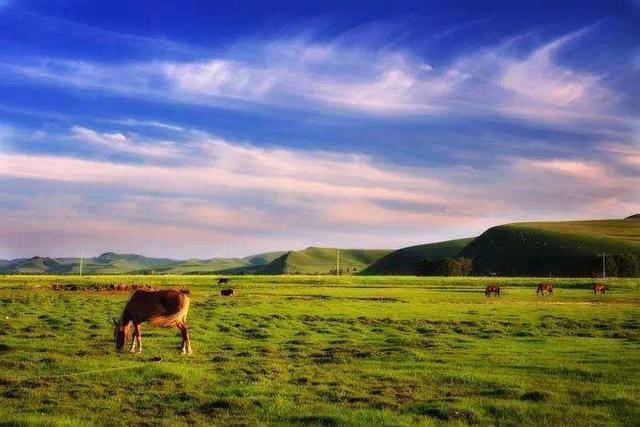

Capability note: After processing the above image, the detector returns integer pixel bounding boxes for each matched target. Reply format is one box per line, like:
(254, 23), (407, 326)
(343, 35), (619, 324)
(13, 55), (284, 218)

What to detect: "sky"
(0, 0), (639, 259)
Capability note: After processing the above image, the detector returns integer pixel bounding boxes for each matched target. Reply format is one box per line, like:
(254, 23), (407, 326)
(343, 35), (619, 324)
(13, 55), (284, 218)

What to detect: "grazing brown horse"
(536, 283), (553, 296)
(485, 285), (500, 297)
(113, 289), (192, 354)
(593, 283), (606, 295)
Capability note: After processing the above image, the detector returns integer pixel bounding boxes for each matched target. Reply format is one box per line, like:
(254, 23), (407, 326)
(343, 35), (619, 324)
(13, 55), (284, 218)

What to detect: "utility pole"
(79, 249), (84, 276)
(336, 249), (340, 277)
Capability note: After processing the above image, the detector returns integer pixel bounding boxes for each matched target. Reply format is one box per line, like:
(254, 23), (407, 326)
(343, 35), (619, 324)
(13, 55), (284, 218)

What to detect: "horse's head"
(113, 318), (126, 351)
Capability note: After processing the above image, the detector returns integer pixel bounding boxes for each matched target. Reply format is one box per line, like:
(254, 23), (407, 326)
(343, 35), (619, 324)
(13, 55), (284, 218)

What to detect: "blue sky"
(1, 0), (639, 258)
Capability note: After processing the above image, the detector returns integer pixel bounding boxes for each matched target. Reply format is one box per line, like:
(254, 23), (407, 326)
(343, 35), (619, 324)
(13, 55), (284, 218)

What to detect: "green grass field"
(1, 275), (639, 426)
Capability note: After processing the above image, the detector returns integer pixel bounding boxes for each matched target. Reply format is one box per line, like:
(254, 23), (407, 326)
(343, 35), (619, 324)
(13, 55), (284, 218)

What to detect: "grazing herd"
(73, 275), (607, 354)
(484, 281), (607, 297)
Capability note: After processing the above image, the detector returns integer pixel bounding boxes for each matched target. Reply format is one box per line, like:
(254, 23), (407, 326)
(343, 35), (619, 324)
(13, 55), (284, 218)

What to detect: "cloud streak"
(0, 27), (626, 128)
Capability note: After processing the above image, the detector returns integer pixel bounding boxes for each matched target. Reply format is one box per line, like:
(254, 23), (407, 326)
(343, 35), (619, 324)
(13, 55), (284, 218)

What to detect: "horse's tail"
(149, 292), (190, 326)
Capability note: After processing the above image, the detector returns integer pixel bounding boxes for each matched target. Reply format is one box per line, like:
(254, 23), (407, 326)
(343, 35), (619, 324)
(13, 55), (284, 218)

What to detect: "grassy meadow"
(1, 275), (639, 426)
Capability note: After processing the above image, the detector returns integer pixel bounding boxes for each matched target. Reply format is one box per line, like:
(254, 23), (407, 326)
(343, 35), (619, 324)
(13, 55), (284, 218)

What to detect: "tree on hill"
(592, 253), (640, 277)
(417, 257), (473, 276)
(604, 254), (619, 277)
(613, 253), (640, 277)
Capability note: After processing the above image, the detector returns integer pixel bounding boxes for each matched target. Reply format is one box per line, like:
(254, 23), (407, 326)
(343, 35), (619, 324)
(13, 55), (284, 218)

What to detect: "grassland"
(1, 275), (639, 426)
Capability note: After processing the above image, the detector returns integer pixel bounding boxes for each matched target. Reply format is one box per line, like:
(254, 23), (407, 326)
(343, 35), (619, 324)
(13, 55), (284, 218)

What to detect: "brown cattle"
(593, 283), (606, 295)
(217, 278), (230, 285)
(221, 288), (234, 296)
(113, 289), (192, 354)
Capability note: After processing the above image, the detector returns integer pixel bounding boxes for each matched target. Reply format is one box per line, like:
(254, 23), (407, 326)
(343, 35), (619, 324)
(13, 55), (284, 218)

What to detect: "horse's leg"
(135, 323), (142, 353)
(129, 323), (137, 353)
(178, 323), (192, 355)
(185, 324), (192, 354)
(178, 323), (186, 353)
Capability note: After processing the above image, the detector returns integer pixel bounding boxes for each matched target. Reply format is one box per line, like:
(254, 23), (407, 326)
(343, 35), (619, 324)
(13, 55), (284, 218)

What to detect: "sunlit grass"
(1, 275), (638, 425)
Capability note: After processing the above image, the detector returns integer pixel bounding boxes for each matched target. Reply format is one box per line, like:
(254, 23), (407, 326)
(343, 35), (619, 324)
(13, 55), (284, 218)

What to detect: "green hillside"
(243, 251), (287, 266)
(461, 216), (640, 276)
(7, 257), (71, 274)
(255, 247), (391, 274)
(362, 238), (474, 275)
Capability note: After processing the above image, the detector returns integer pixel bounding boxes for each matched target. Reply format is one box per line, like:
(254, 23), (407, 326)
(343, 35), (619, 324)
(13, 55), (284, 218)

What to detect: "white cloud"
(599, 142), (640, 169)
(518, 158), (607, 179)
(0, 28), (623, 126)
(70, 126), (181, 158)
(0, 144), (450, 206)
(496, 32), (615, 123)
(102, 118), (184, 131)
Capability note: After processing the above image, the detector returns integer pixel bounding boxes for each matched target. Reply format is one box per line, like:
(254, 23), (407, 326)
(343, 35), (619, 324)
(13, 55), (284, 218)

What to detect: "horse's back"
(125, 289), (190, 325)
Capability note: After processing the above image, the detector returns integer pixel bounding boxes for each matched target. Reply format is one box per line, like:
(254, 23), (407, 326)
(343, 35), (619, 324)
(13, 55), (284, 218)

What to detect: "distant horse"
(217, 278), (230, 285)
(593, 283), (606, 295)
(536, 283), (553, 296)
(221, 288), (234, 296)
(485, 285), (500, 297)
(113, 289), (192, 354)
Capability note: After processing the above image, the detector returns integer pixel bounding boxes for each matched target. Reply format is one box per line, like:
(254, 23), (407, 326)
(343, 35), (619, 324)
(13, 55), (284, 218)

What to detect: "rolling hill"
(361, 238), (474, 275)
(146, 252), (286, 274)
(461, 216), (640, 276)
(250, 247), (392, 275)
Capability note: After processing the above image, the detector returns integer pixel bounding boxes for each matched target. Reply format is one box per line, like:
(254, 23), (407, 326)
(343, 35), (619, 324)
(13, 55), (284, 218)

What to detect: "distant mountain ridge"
(0, 251), (286, 274)
(3, 215), (638, 276)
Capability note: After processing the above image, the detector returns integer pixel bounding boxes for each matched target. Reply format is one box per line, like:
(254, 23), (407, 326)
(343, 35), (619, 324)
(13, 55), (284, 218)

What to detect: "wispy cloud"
(70, 126), (182, 158)
(101, 118), (184, 132)
(0, 27), (626, 127)
(519, 158), (607, 179)
(1, 140), (450, 206)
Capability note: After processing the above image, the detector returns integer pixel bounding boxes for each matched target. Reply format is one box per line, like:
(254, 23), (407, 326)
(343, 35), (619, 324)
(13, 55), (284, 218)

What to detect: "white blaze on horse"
(113, 289), (192, 354)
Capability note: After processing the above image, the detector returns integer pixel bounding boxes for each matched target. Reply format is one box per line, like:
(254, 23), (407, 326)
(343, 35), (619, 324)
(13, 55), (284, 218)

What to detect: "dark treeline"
(415, 253), (640, 277)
